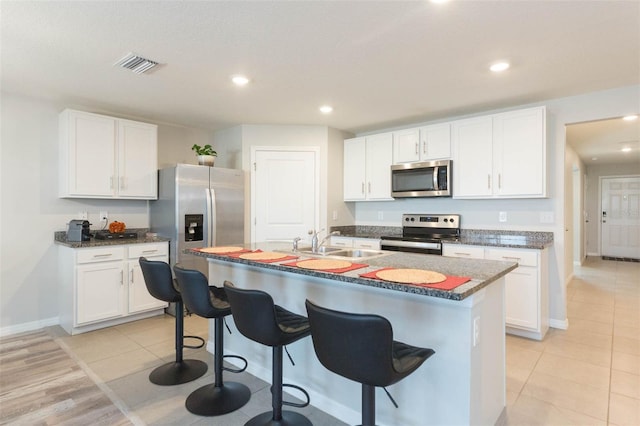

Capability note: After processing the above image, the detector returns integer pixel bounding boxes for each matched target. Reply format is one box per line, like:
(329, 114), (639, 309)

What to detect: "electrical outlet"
(377, 211), (384, 220)
(100, 211), (108, 223)
(540, 211), (554, 223)
(499, 211), (507, 222)
(332, 210), (338, 220)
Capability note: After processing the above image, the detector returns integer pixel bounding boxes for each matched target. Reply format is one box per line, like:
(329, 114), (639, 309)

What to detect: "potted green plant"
(192, 144), (217, 166)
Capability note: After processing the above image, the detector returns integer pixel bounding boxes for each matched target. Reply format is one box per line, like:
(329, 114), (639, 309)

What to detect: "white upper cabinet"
(344, 133), (393, 201)
(393, 123), (451, 164)
(493, 107), (546, 197)
(452, 106), (546, 199)
(117, 119), (158, 198)
(59, 109), (158, 199)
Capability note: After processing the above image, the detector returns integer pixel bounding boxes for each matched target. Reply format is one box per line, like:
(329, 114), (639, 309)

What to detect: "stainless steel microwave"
(391, 159), (451, 198)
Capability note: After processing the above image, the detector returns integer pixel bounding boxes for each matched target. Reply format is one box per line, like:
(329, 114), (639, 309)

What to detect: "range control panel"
(402, 214), (460, 229)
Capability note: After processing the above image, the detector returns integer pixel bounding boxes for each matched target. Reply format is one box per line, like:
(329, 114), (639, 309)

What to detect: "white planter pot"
(197, 155), (216, 167)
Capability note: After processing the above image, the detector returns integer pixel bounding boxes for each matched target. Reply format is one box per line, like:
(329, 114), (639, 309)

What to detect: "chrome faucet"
(310, 229), (340, 253)
(292, 237), (302, 251)
(310, 229), (323, 253)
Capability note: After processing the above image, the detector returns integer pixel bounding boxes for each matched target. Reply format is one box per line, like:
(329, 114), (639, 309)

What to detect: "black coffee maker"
(67, 220), (91, 242)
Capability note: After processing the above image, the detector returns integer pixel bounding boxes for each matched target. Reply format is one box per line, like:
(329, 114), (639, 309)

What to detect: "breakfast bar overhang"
(189, 243), (517, 426)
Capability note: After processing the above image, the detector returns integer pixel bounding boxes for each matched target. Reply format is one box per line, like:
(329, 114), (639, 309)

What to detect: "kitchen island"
(188, 242), (517, 426)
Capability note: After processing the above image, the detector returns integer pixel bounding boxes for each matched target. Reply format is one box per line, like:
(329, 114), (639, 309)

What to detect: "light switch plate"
(499, 211), (507, 222)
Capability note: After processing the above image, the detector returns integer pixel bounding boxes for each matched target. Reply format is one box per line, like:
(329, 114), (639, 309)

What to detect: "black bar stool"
(138, 257), (207, 386)
(173, 266), (251, 416)
(305, 299), (435, 426)
(223, 281), (312, 426)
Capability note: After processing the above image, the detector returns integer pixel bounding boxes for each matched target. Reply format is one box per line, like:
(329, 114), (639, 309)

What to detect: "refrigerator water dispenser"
(185, 214), (204, 242)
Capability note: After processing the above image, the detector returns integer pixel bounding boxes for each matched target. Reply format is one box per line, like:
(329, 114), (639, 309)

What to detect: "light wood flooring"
(0, 329), (131, 425)
(0, 256), (637, 425)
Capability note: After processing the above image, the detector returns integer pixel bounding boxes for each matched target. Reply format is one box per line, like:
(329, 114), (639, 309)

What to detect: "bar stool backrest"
(223, 281), (283, 346)
(139, 257), (180, 303)
(305, 299), (397, 387)
(174, 265), (220, 318)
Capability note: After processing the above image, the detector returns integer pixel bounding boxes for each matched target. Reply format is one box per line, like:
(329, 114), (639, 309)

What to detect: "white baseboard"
(565, 272), (574, 286)
(0, 316), (59, 338)
(549, 318), (569, 330)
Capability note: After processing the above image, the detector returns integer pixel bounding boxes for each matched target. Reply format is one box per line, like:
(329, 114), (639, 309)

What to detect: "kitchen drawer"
(128, 242), (168, 259)
(353, 238), (381, 250)
(485, 248), (538, 267)
(442, 244), (485, 259)
(76, 246), (125, 264)
(329, 236), (353, 248)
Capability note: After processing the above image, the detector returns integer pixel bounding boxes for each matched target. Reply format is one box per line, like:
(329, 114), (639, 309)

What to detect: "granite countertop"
(331, 226), (553, 250)
(188, 241), (517, 301)
(54, 229), (170, 248)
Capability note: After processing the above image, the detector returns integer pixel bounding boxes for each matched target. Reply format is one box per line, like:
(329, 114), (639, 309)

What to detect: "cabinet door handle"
(361, 182), (365, 194)
(120, 270), (124, 285)
(360, 244), (373, 248)
(120, 176), (125, 190)
(92, 253), (113, 258)
(454, 252), (471, 256)
(487, 174), (491, 190)
(368, 182), (371, 194)
(423, 141), (427, 155)
(502, 256), (521, 261)
(498, 174), (502, 189)
(110, 176), (114, 190)
(415, 142), (419, 155)
(142, 249), (158, 254)
(130, 269), (134, 284)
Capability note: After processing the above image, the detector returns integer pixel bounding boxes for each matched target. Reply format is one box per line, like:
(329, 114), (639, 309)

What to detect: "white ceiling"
(567, 117), (640, 166)
(2, 1), (639, 162)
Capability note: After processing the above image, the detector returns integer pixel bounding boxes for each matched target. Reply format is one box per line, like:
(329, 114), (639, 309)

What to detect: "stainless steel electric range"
(380, 214), (460, 255)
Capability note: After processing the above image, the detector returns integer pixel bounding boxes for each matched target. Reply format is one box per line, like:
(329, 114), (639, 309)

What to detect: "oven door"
(380, 238), (442, 255)
(391, 160), (451, 198)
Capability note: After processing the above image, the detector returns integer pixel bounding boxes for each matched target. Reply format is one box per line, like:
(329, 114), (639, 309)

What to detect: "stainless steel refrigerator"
(150, 164), (244, 278)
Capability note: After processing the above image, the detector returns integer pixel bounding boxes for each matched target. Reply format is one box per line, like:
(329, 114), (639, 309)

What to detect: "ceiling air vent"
(114, 52), (159, 74)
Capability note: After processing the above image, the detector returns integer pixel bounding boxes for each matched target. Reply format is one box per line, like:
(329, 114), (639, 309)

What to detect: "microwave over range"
(391, 159), (451, 198)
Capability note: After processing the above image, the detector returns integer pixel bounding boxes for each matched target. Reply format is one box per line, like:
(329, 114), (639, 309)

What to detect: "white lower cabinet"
(59, 242), (168, 335)
(329, 236), (381, 250)
(443, 244), (549, 340)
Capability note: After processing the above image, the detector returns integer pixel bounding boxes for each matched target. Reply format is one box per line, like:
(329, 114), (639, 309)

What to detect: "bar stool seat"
(224, 281), (312, 426)
(305, 299), (435, 426)
(138, 257), (207, 386)
(173, 266), (251, 417)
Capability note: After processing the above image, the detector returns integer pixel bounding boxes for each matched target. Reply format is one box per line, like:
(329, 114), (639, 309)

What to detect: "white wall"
(0, 92), (213, 334)
(352, 84), (640, 329)
(216, 124), (352, 241)
(585, 163), (640, 256)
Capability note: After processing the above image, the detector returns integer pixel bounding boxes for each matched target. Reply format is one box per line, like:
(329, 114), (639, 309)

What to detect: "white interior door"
(252, 149), (318, 243)
(601, 176), (640, 259)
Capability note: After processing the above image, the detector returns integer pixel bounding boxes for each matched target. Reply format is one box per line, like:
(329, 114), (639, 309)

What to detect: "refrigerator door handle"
(210, 187), (217, 245)
(205, 187), (217, 246)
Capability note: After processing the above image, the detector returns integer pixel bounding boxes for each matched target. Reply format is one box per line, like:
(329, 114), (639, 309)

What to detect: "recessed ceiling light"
(621, 147), (632, 152)
(623, 115), (638, 121)
(430, 0), (449, 3)
(490, 62), (510, 72)
(231, 75), (250, 86)
(319, 105), (333, 114)
(591, 157), (598, 161)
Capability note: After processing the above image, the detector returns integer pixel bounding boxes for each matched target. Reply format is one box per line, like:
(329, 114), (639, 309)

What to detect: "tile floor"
(504, 257), (639, 426)
(49, 256), (638, 425)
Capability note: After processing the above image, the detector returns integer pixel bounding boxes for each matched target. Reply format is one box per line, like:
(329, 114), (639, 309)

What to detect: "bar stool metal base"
(185, 381), (251, 416)
(245, 410), (312, 426)
(149, 359), (208, 386)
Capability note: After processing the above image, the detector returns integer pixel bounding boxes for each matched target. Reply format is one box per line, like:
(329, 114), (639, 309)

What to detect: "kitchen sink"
(293, 247), (388, 260)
